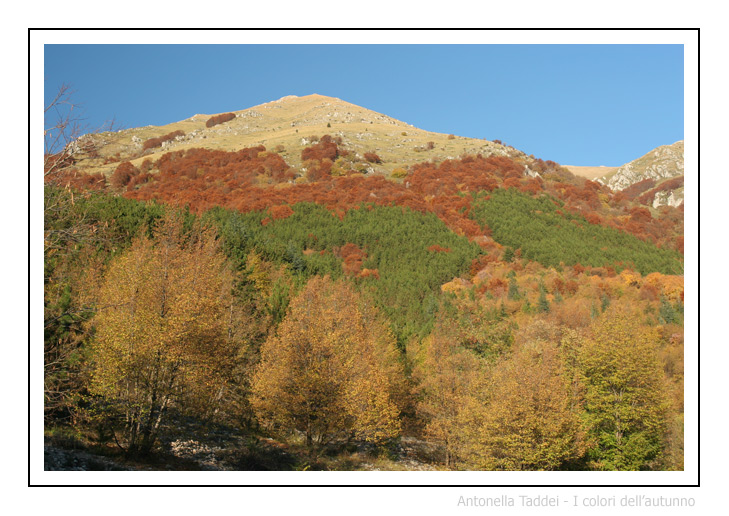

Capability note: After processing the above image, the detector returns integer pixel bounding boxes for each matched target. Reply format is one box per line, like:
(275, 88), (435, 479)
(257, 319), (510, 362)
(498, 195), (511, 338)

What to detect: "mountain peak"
(84, 95), (524, 178)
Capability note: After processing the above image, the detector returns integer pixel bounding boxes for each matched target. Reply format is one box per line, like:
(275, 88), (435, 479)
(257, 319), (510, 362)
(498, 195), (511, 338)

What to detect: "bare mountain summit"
(80, 94), (524, 178)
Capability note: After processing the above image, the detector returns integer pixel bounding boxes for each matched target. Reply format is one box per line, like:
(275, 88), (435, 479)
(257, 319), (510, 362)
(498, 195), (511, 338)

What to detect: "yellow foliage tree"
(89, 213), (238, 455)
(411, 329), (485, 467)
(578, 307), (670, 470)
(250, 276), (404, 447)
(459, 340), (586, 470)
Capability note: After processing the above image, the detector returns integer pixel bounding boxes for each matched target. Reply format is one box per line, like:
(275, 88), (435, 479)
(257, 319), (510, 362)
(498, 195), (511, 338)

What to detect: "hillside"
(597, 141), (684, 208)
(76, 94), (525, 179)
(44, 94), (685, 472)
(564, 165), (618, 180)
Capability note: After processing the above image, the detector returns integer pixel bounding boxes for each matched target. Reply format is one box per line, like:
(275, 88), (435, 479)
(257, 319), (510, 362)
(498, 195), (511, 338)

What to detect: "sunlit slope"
(79, 94), (524, 178)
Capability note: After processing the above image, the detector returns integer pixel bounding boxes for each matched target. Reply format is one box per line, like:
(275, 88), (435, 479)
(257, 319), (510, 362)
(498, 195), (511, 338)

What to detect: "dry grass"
(75, 94), (526, 179)
(563, 165), (618, 181)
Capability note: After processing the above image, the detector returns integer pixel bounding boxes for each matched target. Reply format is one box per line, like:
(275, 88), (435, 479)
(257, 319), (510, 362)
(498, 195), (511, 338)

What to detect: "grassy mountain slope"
(564, 165), (618, 180)
(77, 94), (524, 178)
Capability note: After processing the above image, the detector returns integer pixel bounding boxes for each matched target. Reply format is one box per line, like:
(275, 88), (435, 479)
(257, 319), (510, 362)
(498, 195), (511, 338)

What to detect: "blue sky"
(44, 44), (683, 166)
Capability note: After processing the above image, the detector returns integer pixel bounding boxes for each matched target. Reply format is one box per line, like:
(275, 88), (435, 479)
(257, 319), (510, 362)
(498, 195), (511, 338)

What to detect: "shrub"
(110, 161), (140, 188)
(364, 152), (382, 164)
(301, 135), (339, 162)
(142, 130), (185, 151)
(139, 159), (154, 173)
(269, 204), (294, 220)
(427, 244), (451, 253)
(391, 167), (408, 179)
(205, 112), (236, 128)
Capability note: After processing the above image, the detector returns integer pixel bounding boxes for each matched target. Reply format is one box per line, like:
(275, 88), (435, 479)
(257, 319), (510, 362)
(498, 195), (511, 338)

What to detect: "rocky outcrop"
(600, 141), (684, 191)
(652, 188), (684, 208)
(599, 141), (684, 208)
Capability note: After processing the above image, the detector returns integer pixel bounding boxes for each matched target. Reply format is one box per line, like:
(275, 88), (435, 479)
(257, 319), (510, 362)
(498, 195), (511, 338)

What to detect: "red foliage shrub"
(622, 178), (656, 201)
(503, 177), (521, 189)
(301, 135), (339, 162)
(127, 172), (153, 191)
(658, 176), (684, 191)
(364, 152), (382, 164)
(529, 158), (563, 176)
(487, 277), (508, 297)
(564, 280), (579, 295)
(640, 283), (659, 301)
(270, 204), (294, 220)
(469, 254), (497, 276)
(125, 146), (295, 212)
(142, 130), (185, 151)
(583, 180), (601, 192)
(205, 113), (236, 128)
(637, 176), (684, 205)
(427, 245), (451, 253)
(519, 177), (543, 195)
(629, 206), (652, 224)
(140, 159), (154, 173)
(339, 243), (367, 276)
(306, 158), (333, 182)
(584, 212), (602, 225)
(110, 161), (140, 188)
(552, 277), (565, 294)
(46, 168), (106, 191)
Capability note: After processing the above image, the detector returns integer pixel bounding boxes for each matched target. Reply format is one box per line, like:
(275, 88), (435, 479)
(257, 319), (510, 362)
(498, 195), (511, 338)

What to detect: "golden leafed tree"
(89, 213), (238, 455)
(411, 327), (486, 468)
(250, 276), (404, 447)
(459, 339), (586, 470)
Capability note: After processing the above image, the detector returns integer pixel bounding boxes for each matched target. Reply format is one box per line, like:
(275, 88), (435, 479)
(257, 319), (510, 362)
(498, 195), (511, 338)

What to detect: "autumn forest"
(44, 110), (685, 471)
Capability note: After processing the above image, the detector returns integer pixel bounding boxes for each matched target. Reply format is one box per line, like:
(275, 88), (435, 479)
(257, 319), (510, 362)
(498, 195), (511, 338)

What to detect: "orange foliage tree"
(459, 339), (586, 470)
(250, 276), (404, 447)
(411, 327), (485, 467)
(89, 213), (239, 455)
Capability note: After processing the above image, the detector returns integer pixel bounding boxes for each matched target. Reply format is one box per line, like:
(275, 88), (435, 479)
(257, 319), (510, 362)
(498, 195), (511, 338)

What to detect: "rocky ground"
(44, 441), (132, 471)
(44, 432), (441, 472)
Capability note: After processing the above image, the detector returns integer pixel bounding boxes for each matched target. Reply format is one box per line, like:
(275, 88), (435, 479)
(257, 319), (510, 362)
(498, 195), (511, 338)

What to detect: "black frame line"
(30, 27), (699, 488)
